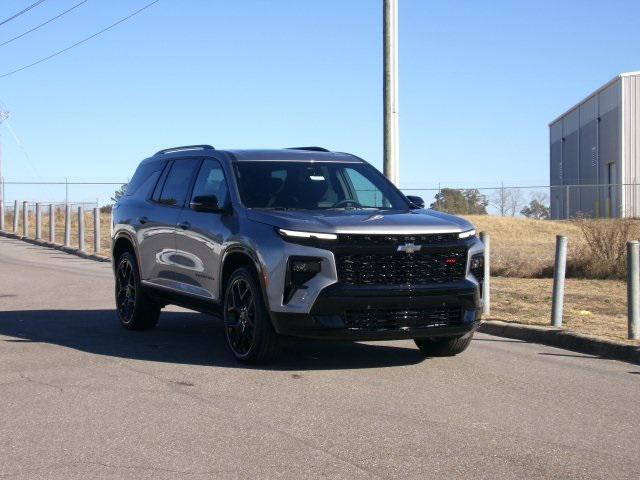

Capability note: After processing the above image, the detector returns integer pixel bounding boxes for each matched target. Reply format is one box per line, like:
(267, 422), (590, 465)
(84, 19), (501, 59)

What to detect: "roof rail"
(154, 145), (215, 156)
(286, 146), (330, 152)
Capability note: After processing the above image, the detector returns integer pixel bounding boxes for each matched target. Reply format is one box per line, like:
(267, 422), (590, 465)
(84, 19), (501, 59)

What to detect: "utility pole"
(0, 110), (8, 205)
(383, 0), (399, 186)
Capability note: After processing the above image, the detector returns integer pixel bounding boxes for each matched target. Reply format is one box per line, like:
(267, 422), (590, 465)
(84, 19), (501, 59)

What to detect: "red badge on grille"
(445, 258), (457, 265)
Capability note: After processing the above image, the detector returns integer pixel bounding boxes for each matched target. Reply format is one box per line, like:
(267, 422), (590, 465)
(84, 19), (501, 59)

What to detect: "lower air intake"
(343, 307), (462, 330)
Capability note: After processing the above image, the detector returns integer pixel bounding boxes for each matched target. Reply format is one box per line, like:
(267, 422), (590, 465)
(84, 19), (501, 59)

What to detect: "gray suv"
(112, 145), (484, 364)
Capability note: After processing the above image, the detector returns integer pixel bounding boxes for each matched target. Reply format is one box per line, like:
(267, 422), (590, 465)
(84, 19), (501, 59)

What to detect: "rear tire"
(115, 251), (160, 330)
(414, 332), (474, 357)
(223, 266), (279, 364)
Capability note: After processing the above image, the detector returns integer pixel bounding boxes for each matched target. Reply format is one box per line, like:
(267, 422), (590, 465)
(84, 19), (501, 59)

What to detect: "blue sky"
(1, 0), (639, 203)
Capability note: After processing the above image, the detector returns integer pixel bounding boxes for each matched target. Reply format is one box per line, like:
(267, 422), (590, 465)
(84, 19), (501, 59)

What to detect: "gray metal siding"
(598, 82), (621, 217)
(579, 96), (598, 216)
(622, 75), (640, 217)
(549, 76), (628, 218)
(550, 121), (563, 219)
(562, 109), (580, 217)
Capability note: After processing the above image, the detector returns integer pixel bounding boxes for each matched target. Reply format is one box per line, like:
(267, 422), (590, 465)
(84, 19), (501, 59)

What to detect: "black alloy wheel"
(223, 267), (279, 364)
(116, 256), (136, 324)
(114, 251), (160, 330)
(225, 277), (256, 356)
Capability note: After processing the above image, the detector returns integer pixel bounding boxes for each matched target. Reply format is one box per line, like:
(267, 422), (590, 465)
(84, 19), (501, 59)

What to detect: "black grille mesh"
(344, 307), (462, 330)
(337, 233), (459, 246)
(336, 249), (466, 285)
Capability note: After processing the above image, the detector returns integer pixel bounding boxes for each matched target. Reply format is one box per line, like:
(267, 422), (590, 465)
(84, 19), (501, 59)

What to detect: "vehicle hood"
(246, 208), (474, 234)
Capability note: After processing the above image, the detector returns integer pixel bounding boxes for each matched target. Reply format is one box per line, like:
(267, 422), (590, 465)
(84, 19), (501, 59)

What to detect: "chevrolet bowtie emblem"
(397, 243), (421, 254)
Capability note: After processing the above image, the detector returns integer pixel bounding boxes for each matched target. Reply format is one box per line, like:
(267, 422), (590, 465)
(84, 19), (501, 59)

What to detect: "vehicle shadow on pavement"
(0, 309), (427, 370)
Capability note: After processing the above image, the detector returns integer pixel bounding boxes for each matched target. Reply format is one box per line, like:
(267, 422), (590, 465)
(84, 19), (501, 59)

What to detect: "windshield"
(233, 161), (408, 210)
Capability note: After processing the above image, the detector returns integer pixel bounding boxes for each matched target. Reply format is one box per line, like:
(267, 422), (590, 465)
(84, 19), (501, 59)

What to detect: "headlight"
(458, 229), (476, 239)
(278, 228), (337, 240)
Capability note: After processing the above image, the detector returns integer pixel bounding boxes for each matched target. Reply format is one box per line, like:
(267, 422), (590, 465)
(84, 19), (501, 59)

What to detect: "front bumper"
(270, 280), (482, 340)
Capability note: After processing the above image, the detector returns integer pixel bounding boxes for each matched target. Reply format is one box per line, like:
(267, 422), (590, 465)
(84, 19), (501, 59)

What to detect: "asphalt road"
(1, 236), (639, 479)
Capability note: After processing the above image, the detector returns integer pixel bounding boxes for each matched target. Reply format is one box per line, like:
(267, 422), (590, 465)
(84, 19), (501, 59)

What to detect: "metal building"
(549, 71), (640, 219)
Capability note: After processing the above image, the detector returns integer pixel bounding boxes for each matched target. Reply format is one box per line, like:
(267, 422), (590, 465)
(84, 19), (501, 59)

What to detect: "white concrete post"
(49, 204), (55, 243)
(627, 241), (639, 340)
(93, 207), (100, 253)
(13, 200), (18, 232)
(78, 205), (85, 251)
(64, 205), (71, 247)
(551, 235), (568, 327)
(479, 232), (490, 316)
(35, 203), (42, 240)
(22, 201), (28, 237)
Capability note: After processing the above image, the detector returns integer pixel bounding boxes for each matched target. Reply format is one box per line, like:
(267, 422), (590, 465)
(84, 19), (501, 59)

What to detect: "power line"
(0, 0), (161, 79)
(0, 0), (91, 49)
(0, 0), (48, 28)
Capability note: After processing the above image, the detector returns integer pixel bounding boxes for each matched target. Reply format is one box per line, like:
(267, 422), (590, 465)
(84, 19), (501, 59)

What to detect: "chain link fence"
(1, 179), (639, 219)
(402, 183), (639, 219)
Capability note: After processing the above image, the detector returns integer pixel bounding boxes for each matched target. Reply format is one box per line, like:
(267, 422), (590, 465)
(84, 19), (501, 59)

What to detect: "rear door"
(173, 158), (232, 300)
(140, 157), (200, 290)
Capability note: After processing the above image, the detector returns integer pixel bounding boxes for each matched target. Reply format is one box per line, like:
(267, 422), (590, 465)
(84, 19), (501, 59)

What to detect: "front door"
(174, 158), (232, 300)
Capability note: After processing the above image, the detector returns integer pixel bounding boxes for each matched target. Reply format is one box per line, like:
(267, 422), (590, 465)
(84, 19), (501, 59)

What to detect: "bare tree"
(491, 186), (524, 217)
(491, 186), (509, 216)
(505, 188), (523, 216)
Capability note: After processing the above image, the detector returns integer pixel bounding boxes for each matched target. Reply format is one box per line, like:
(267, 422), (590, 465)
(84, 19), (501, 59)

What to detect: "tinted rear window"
(157, 158), (201, 206)
(125, 160), (165, 198)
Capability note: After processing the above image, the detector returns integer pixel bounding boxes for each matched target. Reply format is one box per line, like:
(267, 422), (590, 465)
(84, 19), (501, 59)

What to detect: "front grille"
(344, 307), (462, 330)
(336, 249), (466, 285)
(337, 233), (459, 246)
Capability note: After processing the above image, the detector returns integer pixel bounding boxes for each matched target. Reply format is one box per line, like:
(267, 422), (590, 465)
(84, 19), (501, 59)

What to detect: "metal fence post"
(551, 235), (568, 327)
(627, 241), (639, 340)
(22, 201), (28, 237)
(78, 205), (85, 251)
(0, 200), (4, 231)
(64, 205), (71, 247)
(35, 203), (42, 240)
(49, 204), (55, 243)
(13, 200), (18, 232)
(93, 207), (100, 253)
(479, 231), (490, 316)
(565, 185), (570, 219)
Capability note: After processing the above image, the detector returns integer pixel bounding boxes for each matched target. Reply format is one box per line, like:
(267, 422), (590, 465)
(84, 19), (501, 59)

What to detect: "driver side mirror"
(406, 195), (425, 209)
(190, 195), (225, 213)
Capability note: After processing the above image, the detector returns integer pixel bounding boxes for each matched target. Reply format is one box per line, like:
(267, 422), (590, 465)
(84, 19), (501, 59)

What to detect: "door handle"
(178, 221), (191, 230)
(137, 216), (149, 225)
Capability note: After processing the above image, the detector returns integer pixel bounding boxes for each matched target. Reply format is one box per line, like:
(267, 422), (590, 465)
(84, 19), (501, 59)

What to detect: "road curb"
(0, 230), (110, 263)
(479, 320), (640, 365)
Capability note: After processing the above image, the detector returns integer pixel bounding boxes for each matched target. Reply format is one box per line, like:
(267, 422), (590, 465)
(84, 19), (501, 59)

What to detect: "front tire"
(115, 251), (160, 330)
(223, 266), (279, 364)
(414, 332), (474, 357)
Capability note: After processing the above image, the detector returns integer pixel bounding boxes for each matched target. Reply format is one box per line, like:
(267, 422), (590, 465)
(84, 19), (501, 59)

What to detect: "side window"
(343, 168), (389, 208)
(157, 158), (200, 206)
(151, 160), (171, 202)
(125, 160), (165, 198)
(191, 159), (229, 206)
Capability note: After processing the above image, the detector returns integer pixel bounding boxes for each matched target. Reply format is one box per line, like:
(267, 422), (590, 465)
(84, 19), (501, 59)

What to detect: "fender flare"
(219, 244), (271, 311)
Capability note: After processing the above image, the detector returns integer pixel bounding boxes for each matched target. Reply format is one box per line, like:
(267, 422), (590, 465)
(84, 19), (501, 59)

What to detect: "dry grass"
(490, 276), (633, 344)
(569, 219), (640, 279)
(464, 215), (582, 277)
(3, 209), (112, 257)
